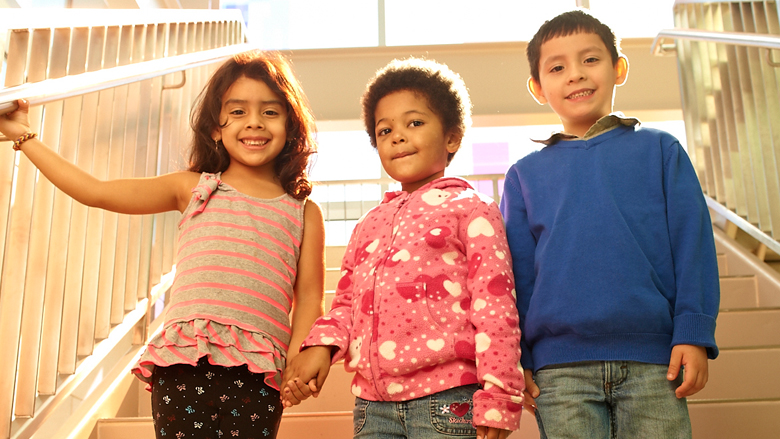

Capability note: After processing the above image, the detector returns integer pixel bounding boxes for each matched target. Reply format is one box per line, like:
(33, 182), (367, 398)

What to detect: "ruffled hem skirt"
(131, 319), (286, 392)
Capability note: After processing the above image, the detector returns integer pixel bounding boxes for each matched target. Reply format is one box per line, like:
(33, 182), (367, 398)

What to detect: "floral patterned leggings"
(151, 357), (282, 439)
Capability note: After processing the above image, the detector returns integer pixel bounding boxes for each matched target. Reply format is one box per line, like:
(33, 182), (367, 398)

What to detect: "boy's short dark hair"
(527, 9), (621, 83)
(361, 57), (472, 163)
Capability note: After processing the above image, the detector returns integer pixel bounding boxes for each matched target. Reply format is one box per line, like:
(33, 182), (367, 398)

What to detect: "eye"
(549, 65), (563, 73)
(584, 57), (599, 64)
(263, 109), (280, 117)
(409, 120), (424, 128)
(377, 127), (390, 137)
(229, 108), (246, 116)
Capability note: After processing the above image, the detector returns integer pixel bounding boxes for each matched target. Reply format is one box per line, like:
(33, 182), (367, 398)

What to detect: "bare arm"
(287, 200), (326, 360)
(281, 200), (326, 406)
(1, 99), (195, 214)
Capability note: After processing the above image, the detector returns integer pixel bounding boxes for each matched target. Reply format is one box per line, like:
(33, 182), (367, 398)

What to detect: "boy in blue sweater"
(500, 9), (719, 438)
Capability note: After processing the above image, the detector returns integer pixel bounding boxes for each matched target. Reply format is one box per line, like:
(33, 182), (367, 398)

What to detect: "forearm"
(288, 297), (324, 359)
(16, 138), (106, 207)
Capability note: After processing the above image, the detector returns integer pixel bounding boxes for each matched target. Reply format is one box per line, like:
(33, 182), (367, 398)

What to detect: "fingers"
(523, 389), (537, 416)
(675, 366), (708, 398)
(476, 426), (510, 439)
(281, 387), (301, 408)
(523, 369), (539, 415)
(307, 378), (320, 398)
(286, 378), (313, 402)
(667, 352), (682, 382)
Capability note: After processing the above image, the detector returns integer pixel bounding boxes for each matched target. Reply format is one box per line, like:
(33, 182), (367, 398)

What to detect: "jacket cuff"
(471, 389), (523, 432)
(301, 330), (348, 364)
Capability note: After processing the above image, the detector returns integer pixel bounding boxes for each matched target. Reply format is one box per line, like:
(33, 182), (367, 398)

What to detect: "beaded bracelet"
(12, 132), (37, 151)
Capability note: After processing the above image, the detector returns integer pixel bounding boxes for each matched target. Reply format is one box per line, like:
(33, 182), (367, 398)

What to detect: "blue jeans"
(353, 384), (479, 438)
(534, 361), (691, 439)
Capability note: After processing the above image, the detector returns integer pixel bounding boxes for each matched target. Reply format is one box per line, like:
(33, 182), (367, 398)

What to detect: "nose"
(392, 130), (405, 144)
(568, 65), (585, 83)
(246, 111), (264, 129)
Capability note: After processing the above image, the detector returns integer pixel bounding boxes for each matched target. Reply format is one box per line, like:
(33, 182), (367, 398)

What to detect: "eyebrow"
(224, 98), (285, 106)
(542, 45), (606, 66)
(375, 109), (428, 128)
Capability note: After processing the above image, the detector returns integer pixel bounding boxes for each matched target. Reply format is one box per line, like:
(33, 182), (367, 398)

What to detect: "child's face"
(528, 32), (628, 137)
(374, 90), (460, 193)
(214, 76), (288, 174)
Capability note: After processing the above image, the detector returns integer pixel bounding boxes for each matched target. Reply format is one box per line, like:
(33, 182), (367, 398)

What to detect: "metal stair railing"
(0, 10), (248, 439)
(652, 0), (780, 260)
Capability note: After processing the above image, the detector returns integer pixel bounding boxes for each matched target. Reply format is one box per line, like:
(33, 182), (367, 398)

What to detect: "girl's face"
(214, 76), (289, 175)
(374, 90), (460, 193)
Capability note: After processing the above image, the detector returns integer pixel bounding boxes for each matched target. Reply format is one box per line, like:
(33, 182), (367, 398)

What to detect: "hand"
(281, 346), (332, 407)
(668, 344), (708, 398)
(282, 377), (319, 407)
(522, 369), (539, 416)
(0, 99), (32, 141)
(476, 426), (511, 439)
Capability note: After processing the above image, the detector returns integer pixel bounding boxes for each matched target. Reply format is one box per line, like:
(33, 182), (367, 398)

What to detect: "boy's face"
(528, 31), (628, 137)
(373, 90), (460, 193)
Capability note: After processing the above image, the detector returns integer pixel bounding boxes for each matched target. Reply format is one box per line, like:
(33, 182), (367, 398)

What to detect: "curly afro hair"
(361, 57), (471, 164)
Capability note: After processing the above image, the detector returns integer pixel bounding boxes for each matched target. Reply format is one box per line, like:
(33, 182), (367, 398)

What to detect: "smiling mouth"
(567, 90), (594, 100)
(242, 139), (269, 146)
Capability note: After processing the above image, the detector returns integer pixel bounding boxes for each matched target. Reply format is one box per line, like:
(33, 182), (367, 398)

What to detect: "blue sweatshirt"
(500, 119), (719, 372)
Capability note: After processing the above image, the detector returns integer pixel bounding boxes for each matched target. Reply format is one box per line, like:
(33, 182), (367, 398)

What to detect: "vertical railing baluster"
(0, 27), (32, 439)
(749, 2), (780, 239)
(93, 24), (123, 342)
(110, 24), (135, 327)
(38, 27), (78, 396)
(15, 27), (53, 419)
(59, 26), (101, 375)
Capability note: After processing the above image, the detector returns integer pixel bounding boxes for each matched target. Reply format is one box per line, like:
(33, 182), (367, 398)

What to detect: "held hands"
(668, 344), (709, 398)
(476, 426), (511, 439)
(0, 99), (32, 141)
(280, 345), (332, 408)
(522, 369), (539, 416)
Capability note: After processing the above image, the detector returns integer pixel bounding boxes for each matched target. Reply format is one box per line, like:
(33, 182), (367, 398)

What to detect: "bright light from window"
(227, 0), (379, 49)
(384, 0), (576, 46)
(589, 0), (677, 39)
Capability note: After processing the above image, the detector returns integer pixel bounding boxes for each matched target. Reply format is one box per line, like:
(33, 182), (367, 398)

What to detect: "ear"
(445, 131), (462, 155)
(527, 77), (547, 105)
(212, 128), (221, 142)
(615, 55), (629, 86)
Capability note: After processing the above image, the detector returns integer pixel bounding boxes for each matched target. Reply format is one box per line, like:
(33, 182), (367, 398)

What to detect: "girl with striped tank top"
(0, 50), (325, 439)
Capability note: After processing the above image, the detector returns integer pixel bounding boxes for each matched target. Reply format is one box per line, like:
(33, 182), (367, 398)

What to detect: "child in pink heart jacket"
(282, 58), (524, 439)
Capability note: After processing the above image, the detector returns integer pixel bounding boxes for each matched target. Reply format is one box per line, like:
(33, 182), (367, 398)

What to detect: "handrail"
(0, 43), (255, 116)
(651, 28), (780, 56)
(706, 196), (780, 257)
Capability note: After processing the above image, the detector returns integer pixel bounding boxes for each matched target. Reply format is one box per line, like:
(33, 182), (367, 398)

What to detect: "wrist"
(12, 132), (37, 151)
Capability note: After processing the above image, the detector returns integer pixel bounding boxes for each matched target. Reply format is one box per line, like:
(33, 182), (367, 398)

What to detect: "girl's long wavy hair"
(189, 50), (317, 200)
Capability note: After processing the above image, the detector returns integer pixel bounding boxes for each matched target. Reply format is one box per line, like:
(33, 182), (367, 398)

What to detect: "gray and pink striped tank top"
(132, 172), (305, 390)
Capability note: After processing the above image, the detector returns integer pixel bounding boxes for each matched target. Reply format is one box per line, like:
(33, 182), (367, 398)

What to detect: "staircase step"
(689, 400), (780, 439)
(96, 417), (154, 439)
(716, 309), (780, 349)
(325, 267), (341, 291)
(719, 275), (759, 309)
(324, 290), (336, 313)
(326, 245), (347, 269)
(716, 253), (728, 276)
(277, 412), (353, 438)
(689, 348), (780, 401)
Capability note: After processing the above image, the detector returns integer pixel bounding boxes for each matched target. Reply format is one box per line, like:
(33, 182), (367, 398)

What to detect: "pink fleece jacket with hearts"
(302, 177), (525, 431)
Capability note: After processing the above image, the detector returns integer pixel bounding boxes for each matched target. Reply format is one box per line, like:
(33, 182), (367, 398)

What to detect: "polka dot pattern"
(302, 178), (525, 431)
